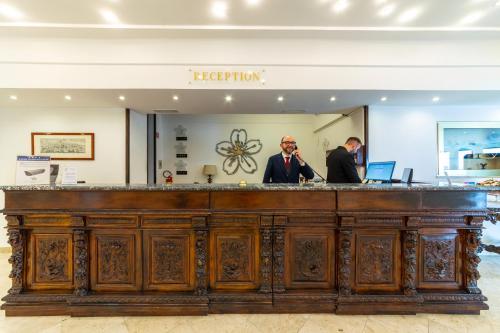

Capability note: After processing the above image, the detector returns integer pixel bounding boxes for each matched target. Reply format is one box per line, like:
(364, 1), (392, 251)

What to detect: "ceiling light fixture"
(173, 95), (179, 101)
(0, 4), (25, 20)
(99, 9), (120, 24)
(460, 11), (485, 25)
(64, 95), (72, 101)
(378, 4), (396, 17)
(119, 95), (125, 101)
(277, 96), (284, 102)
(397, 7), (422, 23)
(432, 96), (440, 102)
(332, 0), (350, 13)
(225, 95), (232, 102)
(211, 1), (228, 19)
(9, 95), (17, 100)
(330, 96), (336, 102)
(245, 0), (262, 6)
(380, 96), (387, 102)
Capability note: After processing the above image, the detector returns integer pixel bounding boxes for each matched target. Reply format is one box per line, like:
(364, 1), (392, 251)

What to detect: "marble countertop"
(1, 183), (499, 192)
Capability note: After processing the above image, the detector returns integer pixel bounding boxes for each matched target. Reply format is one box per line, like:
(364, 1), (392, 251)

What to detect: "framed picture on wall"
(31, 132), (95, 160)
(437, 121), (499, 177)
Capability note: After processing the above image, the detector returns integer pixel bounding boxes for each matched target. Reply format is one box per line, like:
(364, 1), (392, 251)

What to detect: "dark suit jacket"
(326, 146), (362, 183)
(263, 153), (315, 183)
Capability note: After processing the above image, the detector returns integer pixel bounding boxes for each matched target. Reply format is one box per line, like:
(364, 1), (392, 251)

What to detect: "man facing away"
(326, 137), (362, 183)
(263, 135), (314, 183)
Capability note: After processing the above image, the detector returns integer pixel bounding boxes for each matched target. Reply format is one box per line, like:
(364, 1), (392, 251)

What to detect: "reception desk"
(1, 183), (497, 316)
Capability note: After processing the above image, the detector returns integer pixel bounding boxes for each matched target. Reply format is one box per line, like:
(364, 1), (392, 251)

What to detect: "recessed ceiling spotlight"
(245, 0), (262, 6)
(9, 95), (17, 100)
(64, 95), (72, 101)
(119, 95), (125, 101)
(460, 11), (485, 25)
(332, 0), (350, 13)
(380, 96), (387, 102)
(397, 7), (422, 23)
(225, 95), (233, 102)
(173, 95), (179, 101)
(0, 4), (25, 20)
(330, 96), (336, 102)
(277, 96), (284, 102)
(99, 9), (120, 24)
(378, 4), (396, 17)
(432, 96), (440, 102)
(211, 1), (228, 19)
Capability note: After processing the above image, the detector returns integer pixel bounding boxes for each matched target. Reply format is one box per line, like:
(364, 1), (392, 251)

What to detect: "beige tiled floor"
(0, 254), (499, 333)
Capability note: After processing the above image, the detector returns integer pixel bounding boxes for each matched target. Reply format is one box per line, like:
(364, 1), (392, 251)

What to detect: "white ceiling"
(1, 89), (500, 114)
(1, 0), (500, 33)
(1, 1), (499, 113)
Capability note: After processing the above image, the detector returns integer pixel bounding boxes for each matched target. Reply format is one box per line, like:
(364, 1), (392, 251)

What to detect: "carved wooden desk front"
(1, 184), (494, 316)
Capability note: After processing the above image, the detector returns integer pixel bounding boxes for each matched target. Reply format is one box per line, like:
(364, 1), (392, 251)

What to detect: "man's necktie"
(284, 156), (291, 172)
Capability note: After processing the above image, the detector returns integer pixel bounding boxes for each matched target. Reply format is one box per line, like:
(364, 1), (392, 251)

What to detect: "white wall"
(0, 107), (127, 247)
(156, 114), (316, 184)
(369, 106), (500, 183)
(1, 37), (500, 90)
(311, 108), (365, 179)
(129, 110), (147, 183)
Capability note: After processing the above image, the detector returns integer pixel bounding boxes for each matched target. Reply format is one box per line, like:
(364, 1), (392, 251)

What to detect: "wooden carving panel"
(354, 230), (400, 291)
(210, 230), (259, 290)
(418, 230), (461, 289)
(143, 230), (194, 291)
(27, 233), (73, 290)
(286, 230), (334, 289)
(90, 229), (141, 291)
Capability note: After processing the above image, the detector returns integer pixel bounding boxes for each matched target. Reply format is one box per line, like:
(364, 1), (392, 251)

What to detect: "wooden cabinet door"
(285, 228), (335, 289)
(26, 231), (73, 290)
(354, 229), (401, 292)
(143, 229), (195, 291)
(209, 215), (260, 291)
(90, 229), (141, 291)
(418, 229), (462, 290)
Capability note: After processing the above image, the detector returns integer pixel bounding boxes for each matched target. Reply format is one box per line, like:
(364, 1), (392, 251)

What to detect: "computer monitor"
(365, 161), (396, 182)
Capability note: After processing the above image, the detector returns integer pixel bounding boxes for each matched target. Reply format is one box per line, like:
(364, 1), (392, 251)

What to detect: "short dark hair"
(345, 137), (362, 145)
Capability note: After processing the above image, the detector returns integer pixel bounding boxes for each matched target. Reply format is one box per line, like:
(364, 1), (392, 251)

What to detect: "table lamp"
(203, 164), (217, 184)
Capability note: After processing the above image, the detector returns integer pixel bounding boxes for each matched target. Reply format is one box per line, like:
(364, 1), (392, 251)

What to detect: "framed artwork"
(31, 132), (95, 160)
(437, 121), (499, 177)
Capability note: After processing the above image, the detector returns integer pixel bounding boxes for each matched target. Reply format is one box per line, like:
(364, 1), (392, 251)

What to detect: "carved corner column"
(338, 217), (354, 296)
(193, 217), (208, 296)
(259, 216), (273, 293)
(464, 228), (482, 294)
(403, 228), (418, 296)
(6, 216), (24, 295)
(273, 216), (287, 293)
(73, 229), (89, 296)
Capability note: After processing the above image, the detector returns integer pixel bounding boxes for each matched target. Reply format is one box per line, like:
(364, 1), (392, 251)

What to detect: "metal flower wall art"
(216, 129), (263, 175)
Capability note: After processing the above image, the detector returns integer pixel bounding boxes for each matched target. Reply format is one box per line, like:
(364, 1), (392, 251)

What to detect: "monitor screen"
(365, 161), (396, 182)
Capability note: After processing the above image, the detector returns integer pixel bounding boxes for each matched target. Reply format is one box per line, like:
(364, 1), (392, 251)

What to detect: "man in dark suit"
(263, 135), (314, 183)
(326, 137), (362, 183)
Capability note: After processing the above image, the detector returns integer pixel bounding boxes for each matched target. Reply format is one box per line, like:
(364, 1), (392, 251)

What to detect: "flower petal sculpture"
(216, 129), (263, 175)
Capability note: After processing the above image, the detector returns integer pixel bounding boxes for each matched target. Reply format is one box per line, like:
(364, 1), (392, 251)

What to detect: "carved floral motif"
(74, 230), (88, 296)
(37, 238), (68, 282)
(99, 238), (130, 283)
(423, 237), (455, 282)
(293, 238), (325, 281)
(220, 238), (249, 281)
(338, 230), (352, 296)
(7, 229), (23, 294)
(403, 231), (418, 296)
(358, 238), (393, 284)
(195, 230), (208, 296)
(153, 238), (185, 283)
(259, 228), (272, 293)
(465, 229), (482, 294)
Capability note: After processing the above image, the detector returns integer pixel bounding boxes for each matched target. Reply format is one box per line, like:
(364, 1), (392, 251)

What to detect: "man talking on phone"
(263, 135), (314, 183)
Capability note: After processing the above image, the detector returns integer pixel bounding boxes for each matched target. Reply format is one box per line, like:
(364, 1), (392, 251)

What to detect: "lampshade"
(203, 164), (217, 176)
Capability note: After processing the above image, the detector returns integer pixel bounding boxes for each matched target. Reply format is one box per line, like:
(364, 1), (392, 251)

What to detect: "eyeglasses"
(281, 141), (296, 145)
